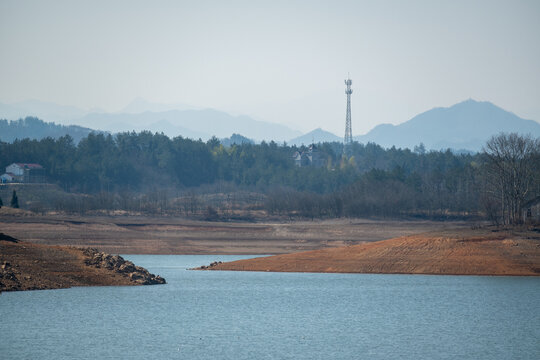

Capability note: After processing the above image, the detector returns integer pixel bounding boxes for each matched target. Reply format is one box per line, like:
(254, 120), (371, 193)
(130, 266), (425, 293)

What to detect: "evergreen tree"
(10, 190), (19, 208)
(0, 196), (3, 208)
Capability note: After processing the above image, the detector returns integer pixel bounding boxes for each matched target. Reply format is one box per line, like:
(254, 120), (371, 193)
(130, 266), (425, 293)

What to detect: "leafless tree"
(483, 133), (540, 225)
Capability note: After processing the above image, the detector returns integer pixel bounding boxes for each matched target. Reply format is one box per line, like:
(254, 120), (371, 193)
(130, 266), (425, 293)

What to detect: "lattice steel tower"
(344, 77), (353, 147)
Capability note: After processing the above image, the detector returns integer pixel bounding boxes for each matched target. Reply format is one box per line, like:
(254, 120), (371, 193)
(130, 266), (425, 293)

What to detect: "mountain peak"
(289, 128), (341, 146)
(460, 98), (480, 104)
(454, 98), (496, 107)
(355, 100), (540, 152)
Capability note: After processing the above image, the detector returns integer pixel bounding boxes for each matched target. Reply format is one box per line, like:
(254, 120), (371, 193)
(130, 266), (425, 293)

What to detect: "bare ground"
(2, 209), (538, 276)
(202, 228), (540, 276)
(0, 238), (165, 292)
(0, 208), (472, 254)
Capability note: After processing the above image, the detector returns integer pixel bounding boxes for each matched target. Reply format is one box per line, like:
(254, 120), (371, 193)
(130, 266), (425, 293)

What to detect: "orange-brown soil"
(0, 237), (165, 292)
(202, 229), (540, 276)
(6, 208), (538, 276)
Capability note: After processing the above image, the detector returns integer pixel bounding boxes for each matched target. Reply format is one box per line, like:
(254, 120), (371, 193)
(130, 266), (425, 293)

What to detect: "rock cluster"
(199, 261), (223, 270)
(83, 248), (166, 285)
(0, 261), (21, 291)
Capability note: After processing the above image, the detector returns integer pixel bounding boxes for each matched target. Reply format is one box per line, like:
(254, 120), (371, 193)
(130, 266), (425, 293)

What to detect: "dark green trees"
(10, 190), (19, 208)
(1, 128), (535, 220)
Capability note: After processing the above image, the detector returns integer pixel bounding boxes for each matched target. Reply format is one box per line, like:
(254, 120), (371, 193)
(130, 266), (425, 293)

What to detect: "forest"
(0, 130), (539, 224)
(0, 117), (95, 143)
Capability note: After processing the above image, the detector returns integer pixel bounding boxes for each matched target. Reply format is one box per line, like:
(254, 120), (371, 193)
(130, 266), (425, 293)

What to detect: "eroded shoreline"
(195, 230), (540, 276)
(0, 235), (165, 292)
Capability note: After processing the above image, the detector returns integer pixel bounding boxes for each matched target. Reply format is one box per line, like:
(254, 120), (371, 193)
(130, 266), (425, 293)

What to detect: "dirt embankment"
(199, 229), (540, 276)
(0, 234), (165, 292)
(0, 209), (471, 254)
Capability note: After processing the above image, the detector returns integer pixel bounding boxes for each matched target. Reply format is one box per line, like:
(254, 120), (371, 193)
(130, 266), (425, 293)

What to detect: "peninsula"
(0, 233), (165, 292)
(198, 229), (540, 276)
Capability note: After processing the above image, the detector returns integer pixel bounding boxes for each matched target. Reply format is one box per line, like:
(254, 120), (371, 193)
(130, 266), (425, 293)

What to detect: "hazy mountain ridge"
(75, 109), (301, 141)
(288, 128), (342, 146)
(354, 99), (540, 151)
(1, 98), (539, 151)
(0, 99), (302, 142)
(0, 117), (99, 143)
(220, 133), (254, 147)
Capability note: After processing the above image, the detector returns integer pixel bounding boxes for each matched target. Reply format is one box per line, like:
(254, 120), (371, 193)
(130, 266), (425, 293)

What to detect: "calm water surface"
(1, 255), (539, 359)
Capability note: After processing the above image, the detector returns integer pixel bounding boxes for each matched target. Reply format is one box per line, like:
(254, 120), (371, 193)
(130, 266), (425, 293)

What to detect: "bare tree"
(483, 133), (540, 225)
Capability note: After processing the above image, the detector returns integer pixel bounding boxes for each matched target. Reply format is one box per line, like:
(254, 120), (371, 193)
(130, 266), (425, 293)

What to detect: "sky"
(1, 0), (539, 136)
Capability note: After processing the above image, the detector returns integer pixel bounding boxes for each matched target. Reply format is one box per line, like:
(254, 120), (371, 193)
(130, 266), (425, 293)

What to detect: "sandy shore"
(200, 229), (540, 276)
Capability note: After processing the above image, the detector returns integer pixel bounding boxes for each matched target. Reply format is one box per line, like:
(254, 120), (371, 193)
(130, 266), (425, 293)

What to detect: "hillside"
(288, 128), (341, 146)
(201, 228), (540, 276)
(220, 133), (254, 147)
(0, 117), (98, 143)
(355, 99), (540, 151)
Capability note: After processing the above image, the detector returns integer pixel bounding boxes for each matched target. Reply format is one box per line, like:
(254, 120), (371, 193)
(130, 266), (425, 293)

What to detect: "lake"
(1, 255), (539, 359)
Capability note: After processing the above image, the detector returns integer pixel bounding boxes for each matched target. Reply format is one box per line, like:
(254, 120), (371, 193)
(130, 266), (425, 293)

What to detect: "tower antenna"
(344, 75), (353, 151)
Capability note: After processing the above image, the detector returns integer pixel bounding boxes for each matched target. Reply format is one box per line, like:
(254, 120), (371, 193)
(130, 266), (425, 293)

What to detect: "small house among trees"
(1, 163), (46, 183)
(292, 145), (325, 168)
(0, 173), (15, 183)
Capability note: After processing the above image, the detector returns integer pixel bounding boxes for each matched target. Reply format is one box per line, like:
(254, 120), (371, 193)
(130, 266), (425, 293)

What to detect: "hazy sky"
(1, 0), (539, 135)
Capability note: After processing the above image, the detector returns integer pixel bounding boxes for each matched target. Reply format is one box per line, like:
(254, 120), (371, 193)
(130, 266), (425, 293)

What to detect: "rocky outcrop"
(1, 238), (167, 292)
(0, 261), (21, 291)
(83, 248), (166, 285)
(197, 261), (223, 270)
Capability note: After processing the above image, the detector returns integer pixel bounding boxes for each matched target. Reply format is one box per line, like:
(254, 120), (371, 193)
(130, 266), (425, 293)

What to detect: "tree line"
(0, 131), (538, 224)
(0, 116), (94, 143)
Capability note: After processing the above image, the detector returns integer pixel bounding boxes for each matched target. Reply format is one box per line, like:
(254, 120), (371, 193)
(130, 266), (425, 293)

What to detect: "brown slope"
(203, 232), (540, 276)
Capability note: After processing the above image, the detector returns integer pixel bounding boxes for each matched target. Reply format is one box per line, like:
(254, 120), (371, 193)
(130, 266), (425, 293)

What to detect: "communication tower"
(344, 77), (353, 148)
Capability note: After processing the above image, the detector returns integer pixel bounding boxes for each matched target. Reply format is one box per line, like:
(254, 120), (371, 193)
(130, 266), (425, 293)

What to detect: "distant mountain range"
(220, 133), (254, 147)
(0, 117), (99, 143)
(354, 99), (540, 151)
(1, 98), (539, 151)
(295, 99), (540, 152)
(0, 116), (257, 146)
(70, 109), (301, 141)
(0, 99), (301, 142)
(288, 128), (342, 146)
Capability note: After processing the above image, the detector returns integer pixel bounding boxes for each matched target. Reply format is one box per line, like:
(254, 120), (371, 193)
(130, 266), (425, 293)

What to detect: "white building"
(1, 163), (45, 183)
(0, 173), (15, 183)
